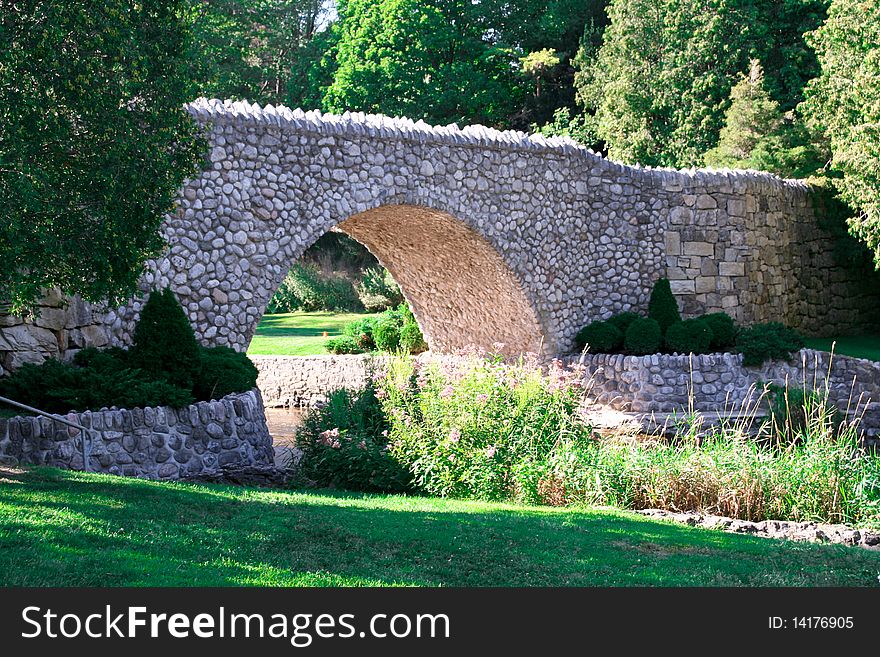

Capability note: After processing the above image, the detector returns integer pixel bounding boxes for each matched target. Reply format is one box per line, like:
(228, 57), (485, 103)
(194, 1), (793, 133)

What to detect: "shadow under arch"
(335, 204), (545, 355)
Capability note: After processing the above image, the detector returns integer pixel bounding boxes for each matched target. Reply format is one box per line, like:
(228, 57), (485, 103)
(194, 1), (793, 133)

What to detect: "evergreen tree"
(704, 60), (824, 178)
(576, 0), (828, 168)
(802, 0), (880, 268)
(131, 289), (201, 390)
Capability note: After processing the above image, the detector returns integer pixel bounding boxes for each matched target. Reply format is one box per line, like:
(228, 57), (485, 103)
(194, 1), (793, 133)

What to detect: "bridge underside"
(339, 205), (545, 355)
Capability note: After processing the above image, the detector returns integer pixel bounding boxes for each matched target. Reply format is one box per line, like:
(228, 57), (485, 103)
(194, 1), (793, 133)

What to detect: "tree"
(578, 0), (828, 168)
(321, 0), (524, 127)
(802, 0), (880, 268)
(186, 0), (331, 104)
(319, 0), (606, 129)
(704, 60), (825, 178)
(0, 0), (205, 313)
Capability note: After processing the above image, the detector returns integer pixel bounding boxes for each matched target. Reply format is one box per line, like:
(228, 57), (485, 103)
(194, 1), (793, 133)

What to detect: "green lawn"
(1, 467), (879, 586)
(247, 311), (378, 356)
(803, 335), (880, 362)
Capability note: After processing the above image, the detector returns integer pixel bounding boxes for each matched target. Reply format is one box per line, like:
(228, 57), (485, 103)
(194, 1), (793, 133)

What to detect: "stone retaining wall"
(0, 389), (273, 478)
(253, 354), (376, 407)
(574, 349), (880, 435)
(254, 351), (880, 436)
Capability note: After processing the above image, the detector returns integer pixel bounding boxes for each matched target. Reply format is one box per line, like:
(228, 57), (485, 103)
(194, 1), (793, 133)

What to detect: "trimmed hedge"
(624, 318), (663, 355)
(607, 311), (641, 333)
(703, 312), (737, 349)
(193, 346), (258, 401)
(130, 288), (200, 390)
(575, 321), (624, 352)
(736, 323), (805, 367)
(665, 319), (713, 354)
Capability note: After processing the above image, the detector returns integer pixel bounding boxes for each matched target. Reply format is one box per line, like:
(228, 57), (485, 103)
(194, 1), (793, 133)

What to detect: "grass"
(246, 311), (378, 356)
(803, 335), (880, 362)
(1, 466), (879, 587)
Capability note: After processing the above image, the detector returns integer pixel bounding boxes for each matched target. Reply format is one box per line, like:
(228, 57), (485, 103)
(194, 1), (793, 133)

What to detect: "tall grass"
(370, 351), (880, 528)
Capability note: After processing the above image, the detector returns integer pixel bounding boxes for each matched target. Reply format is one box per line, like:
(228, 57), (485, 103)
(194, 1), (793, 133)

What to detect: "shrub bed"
(326, 303), (426, 355)
(574, 278), (804, 365)
(0, 289), (257, 413)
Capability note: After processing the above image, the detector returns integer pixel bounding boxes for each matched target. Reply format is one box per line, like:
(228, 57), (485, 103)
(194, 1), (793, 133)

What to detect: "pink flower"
(485, 445), (496, 458)
(449, 428), (461, 442)
(492, 342), (505, 353)
(440, 385), (454, 399)
(318, 428), (341, 447)
(357, 440), (367, 450)
(448, 454), (456, 462)
(375, 388), (387, 399)
(476, 393), (488, 403)
(381, 429), (388, 437)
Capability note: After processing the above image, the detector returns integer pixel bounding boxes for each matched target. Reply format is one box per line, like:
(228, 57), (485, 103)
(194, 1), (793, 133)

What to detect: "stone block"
(683, 242), (714, 257)
(718, 261), (745, 277)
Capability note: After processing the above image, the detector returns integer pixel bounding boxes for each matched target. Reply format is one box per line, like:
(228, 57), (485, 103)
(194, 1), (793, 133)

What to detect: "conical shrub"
(130, 288), (200, 389)
(648, 278), (681, 333)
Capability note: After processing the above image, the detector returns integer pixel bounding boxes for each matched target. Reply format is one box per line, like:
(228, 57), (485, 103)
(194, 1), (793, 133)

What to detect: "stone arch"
(336, 204), (544, 354)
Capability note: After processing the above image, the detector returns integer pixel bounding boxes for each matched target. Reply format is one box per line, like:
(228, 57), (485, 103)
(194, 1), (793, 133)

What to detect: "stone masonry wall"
(253, 354), (376, 407)
(0, 292), (112, 376)
(0, 389), (273, 478)
(576, 349), (880, 436)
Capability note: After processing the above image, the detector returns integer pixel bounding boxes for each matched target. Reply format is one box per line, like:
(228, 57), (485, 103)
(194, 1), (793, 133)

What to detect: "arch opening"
(253, 203), (546, 356)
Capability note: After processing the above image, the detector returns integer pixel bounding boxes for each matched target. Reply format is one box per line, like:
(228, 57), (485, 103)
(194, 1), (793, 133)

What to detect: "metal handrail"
(0, 394), (92, 472)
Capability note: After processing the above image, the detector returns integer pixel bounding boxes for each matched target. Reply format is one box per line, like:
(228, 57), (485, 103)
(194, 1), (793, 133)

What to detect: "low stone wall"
(253, 354), (377, 407)
(574, 349), (880, 434)
(0, 389), (273, 478)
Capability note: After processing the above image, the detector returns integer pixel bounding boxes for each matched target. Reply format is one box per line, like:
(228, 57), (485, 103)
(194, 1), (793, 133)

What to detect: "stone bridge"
(1, 98), (877, 371)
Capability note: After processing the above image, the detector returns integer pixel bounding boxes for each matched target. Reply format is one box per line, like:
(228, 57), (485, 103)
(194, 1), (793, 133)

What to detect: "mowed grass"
(803, 335), (880, 362)
(246, 311), (378, 356)
(1, 467), (879, 587)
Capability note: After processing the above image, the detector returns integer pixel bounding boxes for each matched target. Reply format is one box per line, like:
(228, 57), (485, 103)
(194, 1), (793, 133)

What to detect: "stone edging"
(0, 389), (273, 479)
(637, 509), (880, 550)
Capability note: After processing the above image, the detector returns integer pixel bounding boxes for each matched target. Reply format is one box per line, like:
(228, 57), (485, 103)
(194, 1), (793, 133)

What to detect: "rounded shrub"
(624, 318), (663, 355)
(193, 346), (259, 401)
(325, 335), (364, 354)
(648, 278), (681, 333)
(574, 321), (623, 353)
(374, 317), (402, 352)
(665, 319), (713, 354)
(607, 311), (641, 334)
(343, 316), (378, 350)
(736, 322), (805, 367)
(130, 288), (200, 389)
(703, 312), (737, 350)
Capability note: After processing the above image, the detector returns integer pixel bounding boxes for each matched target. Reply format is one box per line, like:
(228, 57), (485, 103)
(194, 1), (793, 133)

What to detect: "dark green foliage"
(0, 359), (193, 414)
(325, 336), (365, 355)
(648, 279), (681, 333)
(0, 1), (204, 312)
(607, 312), (641, 333)
(665, 319), (713, 355)
(703, 312), (737, 350)
(193, 346), (258, 402)
(803, 0), (880, 268)
(624, 318), (663, 355)
(130, 289), (201, 390)
(574, 321), (623, 353)
(579, 0), (828, 168)
(298, 384), (411, 493)
(736, 323), (805, 367)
